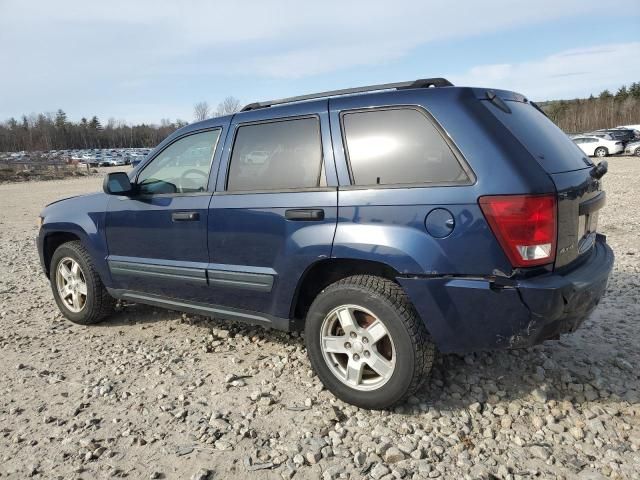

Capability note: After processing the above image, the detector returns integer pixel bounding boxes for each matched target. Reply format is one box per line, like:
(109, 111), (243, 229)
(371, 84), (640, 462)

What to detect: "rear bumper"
(398, 234), (614, 353)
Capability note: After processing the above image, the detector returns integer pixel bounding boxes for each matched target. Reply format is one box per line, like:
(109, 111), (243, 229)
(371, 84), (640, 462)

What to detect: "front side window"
(227, 117), (323, 192)
(137, 129), (221, 194)
(342, 108), (469, 186)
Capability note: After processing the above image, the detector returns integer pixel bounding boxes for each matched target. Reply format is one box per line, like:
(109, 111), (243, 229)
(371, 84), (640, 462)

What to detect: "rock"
(501, 416), (513, 429)
(383, 447), (405, 463)
(371, 463), (391, 480)
(175, 446), (195, 456)
(531, 388), (547, 403)
(190, 469), (211, 480)
(497, 465), (509, 478)
(548, 422), (565, 434)
(245, 460), (274, 472)
(354, 451), (367, 467)
(250, 390), (262, 401)
(531, 416), (544, 429)
(391, 466), (407, 478)
(322, 465), (343, 480)
(570, 426), (585, 440)
(577, 469), (609, 480)
(628, 432), (640, 450)
(410, 447), (425, 460)
(214, 440), (232, 450)
(530, 445), (550, 460)
(614, 358), (633, 372)
(305, 451), (321, 464)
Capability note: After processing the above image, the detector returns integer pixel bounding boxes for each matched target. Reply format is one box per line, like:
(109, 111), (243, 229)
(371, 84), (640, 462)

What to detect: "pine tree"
(55, 109), (67, 129)
(89, 116), (102, 130)
(615, 85), (628, 100)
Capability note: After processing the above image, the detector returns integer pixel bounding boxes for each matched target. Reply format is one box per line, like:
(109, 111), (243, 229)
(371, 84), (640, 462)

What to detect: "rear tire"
(50, 241), (115, 325)
(594, 147), (608, 158)
(635, 147), (640, 157)
(305, 275), (435, 409)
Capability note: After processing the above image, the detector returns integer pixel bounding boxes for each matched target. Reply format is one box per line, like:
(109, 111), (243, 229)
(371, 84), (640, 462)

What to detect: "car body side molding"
(107, 288), (290, 330)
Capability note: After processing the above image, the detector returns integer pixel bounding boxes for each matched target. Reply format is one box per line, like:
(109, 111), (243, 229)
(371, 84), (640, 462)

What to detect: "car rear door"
(207, 100), (338, 322)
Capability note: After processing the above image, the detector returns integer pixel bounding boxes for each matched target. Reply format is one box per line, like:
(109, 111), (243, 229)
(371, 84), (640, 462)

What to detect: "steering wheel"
(179, 169), (208, 191)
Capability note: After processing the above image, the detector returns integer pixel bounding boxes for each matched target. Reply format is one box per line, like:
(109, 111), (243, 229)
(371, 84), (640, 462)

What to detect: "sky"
(1, 0), (639, 125)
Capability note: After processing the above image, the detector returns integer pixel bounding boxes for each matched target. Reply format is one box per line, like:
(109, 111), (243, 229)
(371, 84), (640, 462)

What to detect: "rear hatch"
(478, 89), (605, 269)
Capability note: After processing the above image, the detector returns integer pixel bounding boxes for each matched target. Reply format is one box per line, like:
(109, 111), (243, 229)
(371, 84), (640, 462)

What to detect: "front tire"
(635, 147), (640, 157)
(305, 275), (435, 409)
(594, 147), (608, 158)
(50, 241), (115, 325)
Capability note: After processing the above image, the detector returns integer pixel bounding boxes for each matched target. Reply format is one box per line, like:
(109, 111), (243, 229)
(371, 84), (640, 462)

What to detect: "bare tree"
(215, 96), (242, 117)
(193, 101), (210, 121)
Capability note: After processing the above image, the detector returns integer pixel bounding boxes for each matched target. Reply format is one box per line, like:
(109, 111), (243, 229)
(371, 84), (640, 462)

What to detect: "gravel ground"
(0, 159), (638, 480)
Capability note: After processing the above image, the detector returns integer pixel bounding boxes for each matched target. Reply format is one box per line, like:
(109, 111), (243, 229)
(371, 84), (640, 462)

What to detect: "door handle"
(172, 211), (200, 222)
(285, 209), (325, 221)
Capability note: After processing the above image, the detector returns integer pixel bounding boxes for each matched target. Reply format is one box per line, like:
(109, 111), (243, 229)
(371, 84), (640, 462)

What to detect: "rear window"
(341, 108), (469, 186)
(227, 117), (323, 191)
(485, 100), (589, 173)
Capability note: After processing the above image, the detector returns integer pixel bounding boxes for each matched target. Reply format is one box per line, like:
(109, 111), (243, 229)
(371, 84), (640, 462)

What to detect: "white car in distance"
(572, 135), (623, 157)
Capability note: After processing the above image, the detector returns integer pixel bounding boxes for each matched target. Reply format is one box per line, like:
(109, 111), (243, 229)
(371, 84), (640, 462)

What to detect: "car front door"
(105, 126), (226, 302)
(206, 100), (338, 325)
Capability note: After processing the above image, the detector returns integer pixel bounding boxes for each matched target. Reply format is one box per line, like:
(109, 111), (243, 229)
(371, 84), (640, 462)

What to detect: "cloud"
(450, 43), (640, 100)
(0, 0), (637, 121)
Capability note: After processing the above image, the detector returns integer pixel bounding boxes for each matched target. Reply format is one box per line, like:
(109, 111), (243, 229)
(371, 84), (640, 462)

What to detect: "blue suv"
(37, 78), (614, 409)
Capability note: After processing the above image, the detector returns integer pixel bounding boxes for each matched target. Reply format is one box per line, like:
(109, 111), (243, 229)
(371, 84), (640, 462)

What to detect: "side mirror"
(103, 172), (133, 195)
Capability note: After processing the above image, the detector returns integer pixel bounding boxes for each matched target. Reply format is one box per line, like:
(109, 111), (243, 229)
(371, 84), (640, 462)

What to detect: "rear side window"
(341, 108), (469, 186)
(227, 117), (323, 191)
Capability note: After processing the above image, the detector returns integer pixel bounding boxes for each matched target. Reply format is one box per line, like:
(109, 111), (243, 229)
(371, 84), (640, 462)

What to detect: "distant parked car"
(584, 132), (614, 141)
(572, 136), (623, 157)
(594, 129), (637, 145)
(624, 140), (640, 156)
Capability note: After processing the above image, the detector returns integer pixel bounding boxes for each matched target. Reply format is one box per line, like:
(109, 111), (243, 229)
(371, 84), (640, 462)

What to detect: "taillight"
(479, 194), (557, 267)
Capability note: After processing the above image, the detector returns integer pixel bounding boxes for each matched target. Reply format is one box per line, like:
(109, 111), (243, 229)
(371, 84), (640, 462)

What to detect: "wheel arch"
(290, 258), (401, 326)
(42, 231), (82, 277)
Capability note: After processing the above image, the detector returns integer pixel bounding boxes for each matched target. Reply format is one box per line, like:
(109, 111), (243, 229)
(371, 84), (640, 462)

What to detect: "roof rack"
(240, 77), (453, 112)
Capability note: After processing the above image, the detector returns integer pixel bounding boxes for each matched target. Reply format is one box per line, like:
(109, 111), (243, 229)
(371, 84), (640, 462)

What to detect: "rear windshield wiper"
(485, 90), (511, 114)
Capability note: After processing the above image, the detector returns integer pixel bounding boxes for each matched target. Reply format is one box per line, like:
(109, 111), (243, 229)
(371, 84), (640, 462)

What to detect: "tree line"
(540, 82), (640, 133)
(0, 96), (243, 152)
(0, 111), (188, 152)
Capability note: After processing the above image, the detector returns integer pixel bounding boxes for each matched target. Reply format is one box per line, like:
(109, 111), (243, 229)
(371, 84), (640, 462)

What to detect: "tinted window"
(227, 118), (323, 191)
(342, 108), (468, 186)
(486, 100), (590, 173)
(138, 130), (220, 194)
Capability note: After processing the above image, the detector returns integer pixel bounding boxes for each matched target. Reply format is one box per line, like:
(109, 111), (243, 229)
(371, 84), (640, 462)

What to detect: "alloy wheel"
(319, 304), (396, 391)
(56, 257), (88, 313)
